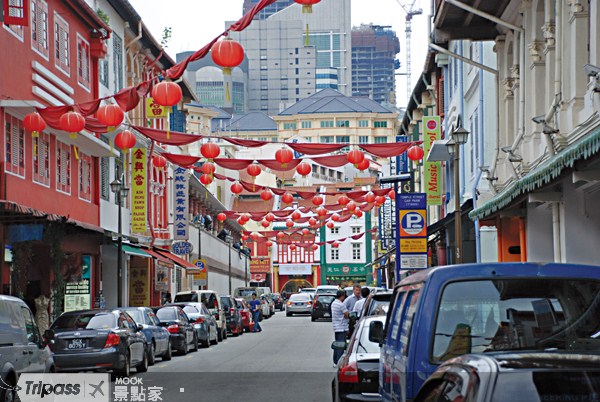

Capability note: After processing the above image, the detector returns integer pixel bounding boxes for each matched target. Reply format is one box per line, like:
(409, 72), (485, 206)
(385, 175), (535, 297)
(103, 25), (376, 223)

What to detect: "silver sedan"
(286, 293), (313, 316)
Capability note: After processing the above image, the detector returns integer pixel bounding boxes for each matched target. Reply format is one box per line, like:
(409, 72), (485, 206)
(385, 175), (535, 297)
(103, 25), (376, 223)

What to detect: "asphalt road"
(130, 311), (337, 402)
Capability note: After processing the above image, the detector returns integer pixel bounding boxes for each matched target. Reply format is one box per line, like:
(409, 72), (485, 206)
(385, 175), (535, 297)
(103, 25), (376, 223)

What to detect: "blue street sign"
(172, 241), (193, 255)
(396, 135), (408, 174)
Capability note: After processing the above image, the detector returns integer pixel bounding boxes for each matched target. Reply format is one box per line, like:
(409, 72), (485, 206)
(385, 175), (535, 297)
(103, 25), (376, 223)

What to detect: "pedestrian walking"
(248, 293), (262, 332)
(331, 290), (349, 366)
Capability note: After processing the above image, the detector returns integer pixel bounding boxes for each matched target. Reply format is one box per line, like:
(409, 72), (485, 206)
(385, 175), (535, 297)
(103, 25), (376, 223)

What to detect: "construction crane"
(395, 0), (423, 103)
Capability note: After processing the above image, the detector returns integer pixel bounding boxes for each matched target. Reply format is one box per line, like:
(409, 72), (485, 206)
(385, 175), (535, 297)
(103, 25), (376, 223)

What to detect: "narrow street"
(133, 313), (336, 401)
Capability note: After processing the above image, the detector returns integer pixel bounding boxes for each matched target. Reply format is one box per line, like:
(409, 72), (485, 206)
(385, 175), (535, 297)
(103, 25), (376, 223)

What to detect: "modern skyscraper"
(229, 0), (351, 115)
(351, 24), (400, 106)
(242, 0), (295, 19)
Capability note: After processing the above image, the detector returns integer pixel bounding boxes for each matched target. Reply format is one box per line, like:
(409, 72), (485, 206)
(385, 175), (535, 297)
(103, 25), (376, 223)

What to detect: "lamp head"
(451, 126), (470, 145)
(110, 178), (122, 194)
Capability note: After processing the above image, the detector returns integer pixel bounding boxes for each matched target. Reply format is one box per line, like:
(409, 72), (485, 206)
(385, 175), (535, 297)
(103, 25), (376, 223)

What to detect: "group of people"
(331, 284), (371, 365)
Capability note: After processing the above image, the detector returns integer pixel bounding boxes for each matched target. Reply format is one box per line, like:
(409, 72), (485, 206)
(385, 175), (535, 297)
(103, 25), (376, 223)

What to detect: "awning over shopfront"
(143, 248), (175, 267)
(120, 244), (151, 258)
(154, 249), (201, 271)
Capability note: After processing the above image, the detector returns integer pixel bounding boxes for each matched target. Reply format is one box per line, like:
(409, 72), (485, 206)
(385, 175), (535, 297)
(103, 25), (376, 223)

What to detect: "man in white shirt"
(331, 290), (349, 365)
(343, 284), (362, 311)
(352, 287), (371, 318)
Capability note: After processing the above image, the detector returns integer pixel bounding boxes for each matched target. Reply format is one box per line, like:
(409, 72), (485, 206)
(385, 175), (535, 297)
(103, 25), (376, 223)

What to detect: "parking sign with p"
(400, 210), (427, 237)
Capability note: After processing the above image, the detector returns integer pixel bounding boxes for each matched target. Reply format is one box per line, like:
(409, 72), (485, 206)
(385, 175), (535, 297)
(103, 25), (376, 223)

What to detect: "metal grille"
(113, 33), (123, 90)
(100, 157), (109, 200)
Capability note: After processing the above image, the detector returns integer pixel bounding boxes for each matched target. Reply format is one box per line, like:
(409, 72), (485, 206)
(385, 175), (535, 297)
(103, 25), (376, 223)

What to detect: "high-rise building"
(242, 0), (295, 19)
(351, 24), (400, 106)
(229, 0), (351, 115)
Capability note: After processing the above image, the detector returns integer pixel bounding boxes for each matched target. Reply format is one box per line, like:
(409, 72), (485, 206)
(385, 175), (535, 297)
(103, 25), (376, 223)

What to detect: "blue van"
(368, 263), (600, 402)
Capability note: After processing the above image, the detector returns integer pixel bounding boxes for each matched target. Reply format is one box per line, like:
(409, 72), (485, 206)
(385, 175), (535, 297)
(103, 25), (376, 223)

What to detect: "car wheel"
(179, 339), (188, 355)
(311, 315), (316, 322)
(210, 329), (218, 345)
(191, 335), (199, 352)
(162, 341), (172, 361)
(1, 374), (16, 402)
(148, 342), (156, 366)
(117, 351), (131, 377)
(223, 327), (227, 340)
(137, 349), (148, 373)
(217, 327), (223, 342)
(286, 312), (291, 317)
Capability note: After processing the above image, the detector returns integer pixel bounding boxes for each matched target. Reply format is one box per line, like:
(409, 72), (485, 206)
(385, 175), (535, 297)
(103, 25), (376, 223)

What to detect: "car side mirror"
(369, 321), (384, 344)
(331, 341), (347, 351)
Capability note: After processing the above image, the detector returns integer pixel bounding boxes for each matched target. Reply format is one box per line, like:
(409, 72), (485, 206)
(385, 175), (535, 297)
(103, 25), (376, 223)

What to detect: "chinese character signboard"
(145, 97), (168, 118)
(131, 148), (147, 234)
(398, 193), (428, 276)
(173, 167), (189, 240)
(129, 265), (149, 307)
(250, 258), (271, 274)
(423, 117), (442, 205)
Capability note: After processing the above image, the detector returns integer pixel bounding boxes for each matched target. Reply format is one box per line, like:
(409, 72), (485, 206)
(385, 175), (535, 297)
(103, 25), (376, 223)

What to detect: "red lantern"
(388, 189), (396, 200)
(217, 213), (227, 222)
(354, 209), (363, 218)
(331, 214), (340, 222)
(276, 232), (285, 239)
(357, 159), (370, 172)
(338, 195), (350, 206)
(308, 217), (317, 227)
(114, 130), (137, 151)
(250, 232), (260, 241)
(311, 244), (319, 251)
(201, 142), (221, 160)
(237, 217), (245, 226)
(266, 240), (273, 247)
(346, 201), (357, 212)
(265, 213), (275, 222)
(294, 0), (321, 13)
(260, 189), (273, 201)
(241, 234), (249, 241)
(282, 192), (294, 204)
(261, 220), (270, 228)
(347, 149), (365, 167)
(375, 195), (386, 205)
(231, 182), (243, 195)
(332, 241), (340, 248)
(302, 228), (310, 235)
(326, 222), (335, 229)
(407, 145), (425, 161)
(312, 195), (324, 206)
(289, 244), (297, 251)
(275, 147), (294, 168)
(365, 192), (375, 203)
(286, 219), (294, 228)
(201, 162), (216, 175)
(317, 208), (327, 218)
(296, 162), (311, 177)
(96, 104), (124, 131)
(241, 213), (251, 222)
(246, 163), (262, 178)
(59, 111), (85, 138)
(152, 155), (167, 168)
(291, 211), (301, 221)
(200, 174), (213, 185)
(151, 81), (182, 107)
(211, 37), (245, 75)
(23, 112), (46, 138)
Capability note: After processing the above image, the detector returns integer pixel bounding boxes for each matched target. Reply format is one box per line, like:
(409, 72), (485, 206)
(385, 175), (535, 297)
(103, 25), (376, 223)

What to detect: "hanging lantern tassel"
(110, 139), (114, 156)
(70, 132), (77, 139)
(305, 24), (310, 46)
(33, 139), (37, 158)
(165, 106), (171, 140)
(225, 81), (231, 103)
(73, 145), (79, 160)
(303, 4), (312, 13)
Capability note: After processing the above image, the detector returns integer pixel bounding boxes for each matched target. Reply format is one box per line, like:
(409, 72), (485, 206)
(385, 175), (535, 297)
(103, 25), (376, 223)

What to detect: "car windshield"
(220, 298), (232, 308)
(156, 308), (178, 321)
(236, 289), (257, 297)
(368, 298), (391, 316)
(125, 310), (143, 324)
(182, 306), (199, 315)
(317, 295), (335, 304)
(52, 312), (116, 330)
(290, 294), (310, 302)
(174, 293), (197, 302)
(316, 288), (338, 294)
(432, 279), (600, 362)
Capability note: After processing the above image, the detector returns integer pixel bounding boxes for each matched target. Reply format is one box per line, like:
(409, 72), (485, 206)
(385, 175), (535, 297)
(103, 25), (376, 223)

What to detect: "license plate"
(323, 313), (331, 317)
(295, 303), (304, 306)
(68, 339), (86, 349)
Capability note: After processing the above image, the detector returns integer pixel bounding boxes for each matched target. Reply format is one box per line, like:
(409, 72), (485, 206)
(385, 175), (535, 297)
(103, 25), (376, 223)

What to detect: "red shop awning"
(154, 249), (201, 271)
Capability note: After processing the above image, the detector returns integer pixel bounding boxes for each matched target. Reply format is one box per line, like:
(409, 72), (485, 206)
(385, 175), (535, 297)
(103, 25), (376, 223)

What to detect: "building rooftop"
(225, 112), (278, 131)
(279, 89), (394, 115)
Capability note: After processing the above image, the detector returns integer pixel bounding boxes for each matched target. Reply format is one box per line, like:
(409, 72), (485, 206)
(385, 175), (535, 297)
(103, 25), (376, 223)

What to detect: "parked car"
(311, 293), (336, 321)
(259, 295), (271, 319)
(332, 315), (385, 402)
(286, 293), (313, 316)
(235, 298), (254, 333)
(174, 290), (227, 341)
(234, 286), (266, 301)
(121, 306), (171, 364)
(0, 295), (55, 402)
(368, 263), (600, 402)
(220, 295), (243, 336)
(167, 302), (218, 347)
(47, 309), (148, 376)
(152, 306), (198, 355)
(359, 291), (393, 318)
(414, 353), (600, 402)
(262, 294), (275, 316)
(271, 293), (284, 311)
(316, 285), (339, 294)
(299, 288), (316, 299)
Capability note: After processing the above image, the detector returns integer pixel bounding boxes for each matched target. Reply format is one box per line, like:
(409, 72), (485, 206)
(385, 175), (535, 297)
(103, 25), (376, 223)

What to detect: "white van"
(315, 285), (339, 294)
(173, 290), (227, 341)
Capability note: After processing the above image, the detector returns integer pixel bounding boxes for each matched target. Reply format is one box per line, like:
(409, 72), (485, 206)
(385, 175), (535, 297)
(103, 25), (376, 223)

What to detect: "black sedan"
(121, 306), (171, 364)
(47, 309), (148, 376)
(167, 302), (219, 347)
(332, 315), (384, 402)
(271, 293), (285, 311)
(311, 293), (336, 321)
(414, 352), (600, 402)
(152, 306), (198, 355)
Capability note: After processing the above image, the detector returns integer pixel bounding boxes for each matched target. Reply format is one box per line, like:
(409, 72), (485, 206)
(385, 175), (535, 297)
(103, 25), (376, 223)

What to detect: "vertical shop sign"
(173, 167), (189, 240)
(131, 148), (147, 233)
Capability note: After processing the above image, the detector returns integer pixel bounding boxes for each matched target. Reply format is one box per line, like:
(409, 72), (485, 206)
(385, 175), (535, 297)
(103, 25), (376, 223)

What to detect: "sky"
(127, 0), (430, 108)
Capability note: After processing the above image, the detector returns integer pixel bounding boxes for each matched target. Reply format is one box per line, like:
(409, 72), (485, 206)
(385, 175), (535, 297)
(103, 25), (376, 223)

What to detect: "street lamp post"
(110, 177), (130, 307)
(227, 235), (233, 295)
(446, 126), (470, 264)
